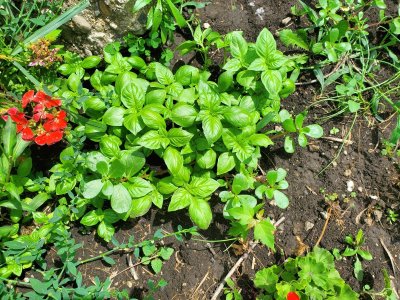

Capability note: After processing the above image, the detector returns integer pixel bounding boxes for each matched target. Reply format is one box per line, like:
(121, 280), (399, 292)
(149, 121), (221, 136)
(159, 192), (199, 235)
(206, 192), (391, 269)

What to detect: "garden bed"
(1, 0), (399, 299)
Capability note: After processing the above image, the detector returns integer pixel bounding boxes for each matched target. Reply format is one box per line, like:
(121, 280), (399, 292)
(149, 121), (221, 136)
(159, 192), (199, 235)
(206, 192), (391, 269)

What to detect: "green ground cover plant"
(0, 0), (398, 298)
(280, 0), (400, 144)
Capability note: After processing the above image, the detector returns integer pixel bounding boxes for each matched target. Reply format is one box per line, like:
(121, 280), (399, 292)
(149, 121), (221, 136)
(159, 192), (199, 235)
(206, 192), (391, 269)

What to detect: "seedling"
(342, 229), (373, 282)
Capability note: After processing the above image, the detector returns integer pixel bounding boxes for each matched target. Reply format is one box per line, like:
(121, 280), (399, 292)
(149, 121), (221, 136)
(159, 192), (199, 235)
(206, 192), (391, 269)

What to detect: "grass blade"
(11, 0), (90, 56)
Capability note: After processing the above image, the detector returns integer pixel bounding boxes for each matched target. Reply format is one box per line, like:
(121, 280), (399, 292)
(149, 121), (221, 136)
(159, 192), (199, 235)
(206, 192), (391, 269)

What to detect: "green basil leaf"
(203, 114), (223, 144)
(111, 184), (132, 214)
(81, 210), (102, 226)
(189, 177), (220, 198)
(129, 193), (153, 217)
(97, 221), (115, 242)
(196, 149), (217, 169)
(124, 112), (145, 135)
(102, 107), (125, 126)
(189, 198), (212, 229)
(273, 190), (289, 209)
(138, 130), (169, 149)
(256, 28), (276, 60)
(167, 128), (194, 147)
(163, 146), (183, 174)
(217, 152), (236, 175)
(168, 188), (193, 211)
(155, 62), (174, 85)
(126, 177), (153, 198)
(100, 135), (121, 157)
(82, 179), (104, 199)
(261, 70), (282, 96)
(170, 103), (198, 127)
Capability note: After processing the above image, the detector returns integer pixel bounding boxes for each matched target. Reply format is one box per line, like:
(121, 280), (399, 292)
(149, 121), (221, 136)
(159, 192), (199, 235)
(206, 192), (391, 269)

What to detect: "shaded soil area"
(25, 1), (400, 299)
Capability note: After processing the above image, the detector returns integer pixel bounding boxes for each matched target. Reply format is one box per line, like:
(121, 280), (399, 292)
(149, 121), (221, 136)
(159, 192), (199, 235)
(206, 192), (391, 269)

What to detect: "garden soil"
(33, 1), (400, 299)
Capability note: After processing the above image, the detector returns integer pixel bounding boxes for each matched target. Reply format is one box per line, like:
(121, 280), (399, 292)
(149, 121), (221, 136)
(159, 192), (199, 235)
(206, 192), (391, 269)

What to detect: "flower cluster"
(28, 38), (62, 68)
(2, 91), (67, 146)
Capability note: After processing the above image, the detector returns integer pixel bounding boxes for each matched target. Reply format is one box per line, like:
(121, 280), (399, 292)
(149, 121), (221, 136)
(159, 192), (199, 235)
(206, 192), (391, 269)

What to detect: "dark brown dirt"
(32, 1), (400, 299)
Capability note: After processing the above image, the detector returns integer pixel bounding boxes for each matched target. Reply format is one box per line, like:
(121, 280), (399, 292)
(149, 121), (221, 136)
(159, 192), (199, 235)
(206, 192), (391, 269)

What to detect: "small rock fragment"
(346, 180), (354, 192)
(344, 169), (352, 177)
(305, 221), (314, 231)
(203, 22), (210, 29)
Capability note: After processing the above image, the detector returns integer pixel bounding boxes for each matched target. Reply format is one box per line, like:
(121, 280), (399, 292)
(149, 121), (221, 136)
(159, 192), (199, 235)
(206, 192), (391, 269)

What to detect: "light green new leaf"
(255, 28), (276, 60)
(102, 107), (125, 126)
(111, 184), (132, 214)
(217, 152), (236, 175)
(138, 130), (169, 149)
(167, 128), (194, 147)
(82, 179), (104, 199)
(189, 177), (220, 198)
(168, 188), (193, 211)
(203, 115), (223, 144)
(163, 146), (184, 174)
(254, 218), (275, 250)
(261, 70), (282, 96)
(189, 198), (212, 229)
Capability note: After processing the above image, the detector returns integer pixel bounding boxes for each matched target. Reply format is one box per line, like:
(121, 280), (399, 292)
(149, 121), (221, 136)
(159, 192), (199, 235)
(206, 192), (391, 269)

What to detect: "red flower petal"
(8, 108), (28, 125)
(35, 130), (63, 146)
(287, 292), (300, 300)
(22, 90), (35, 108)
(20, 127), (34, 141)
(33, 91), (48, 104)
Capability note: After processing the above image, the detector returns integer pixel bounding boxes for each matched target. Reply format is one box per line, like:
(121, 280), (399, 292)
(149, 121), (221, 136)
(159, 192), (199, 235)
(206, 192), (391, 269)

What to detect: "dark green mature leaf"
(29, 278), (52, 295)
(111, 184), (132, 213)
(254, 218), (275, 250)
(189, 198), (212, 229)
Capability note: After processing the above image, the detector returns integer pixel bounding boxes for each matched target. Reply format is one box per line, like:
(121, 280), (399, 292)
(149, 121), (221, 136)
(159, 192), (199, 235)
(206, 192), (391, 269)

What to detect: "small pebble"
(346, 180), (354, 192)
(370, 195), (379, 200)
(344, 169), (352, 177)
(358, 186), (363, 192)
(203, 22), (210, 29)
(305, 221), (314, 231)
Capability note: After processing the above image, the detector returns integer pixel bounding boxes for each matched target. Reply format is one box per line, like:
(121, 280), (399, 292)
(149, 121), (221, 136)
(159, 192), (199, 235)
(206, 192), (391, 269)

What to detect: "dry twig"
(210, 217), (285, 300)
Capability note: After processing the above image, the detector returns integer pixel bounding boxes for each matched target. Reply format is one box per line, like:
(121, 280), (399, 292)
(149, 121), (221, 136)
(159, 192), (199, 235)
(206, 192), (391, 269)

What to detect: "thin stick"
(127, 253), (139, 280)
(321, 136), (354, 145)
(210, 217), (285, 300)
(192, 269), (210, 299)
(379, 238), (397, 277)
(315, 207), (332, 247)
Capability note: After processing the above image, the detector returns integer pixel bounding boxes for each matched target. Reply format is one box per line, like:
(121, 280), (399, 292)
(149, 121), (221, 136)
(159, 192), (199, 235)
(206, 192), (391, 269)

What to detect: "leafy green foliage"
(254, 247), (359, 299)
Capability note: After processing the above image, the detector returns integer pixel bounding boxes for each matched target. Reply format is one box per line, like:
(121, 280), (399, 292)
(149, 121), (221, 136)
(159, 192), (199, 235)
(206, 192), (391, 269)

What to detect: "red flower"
(287, 292), (300, 300)
(35, 130), (63, 146)
(43, 110), (67, 132)
(22, 90), (35, 108)
(32, 104), (52, 122)
(33, 91), (61, 108)
(7, 107), (28, 125)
